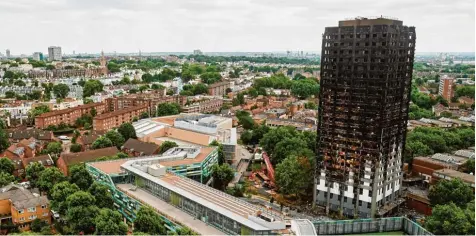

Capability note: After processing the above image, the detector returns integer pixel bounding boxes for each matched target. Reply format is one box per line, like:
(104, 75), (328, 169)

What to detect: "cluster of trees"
(180, 83), (208, 96)
(248, 65), (280, 73)
(455, 86), (475, 99)
(156, 103), (181, 117)
(141, 68), (179, 83)
(4, 90), (42, 101)
(425, 178), (474, 235)
(404, 127), (475, 166)
(185, 55), (320, 65)
(158, 141), (178, 154)
(83, 80), (104, 97)
(0, 121), (9, 155)
(252, 73), (319, 99)
(52, 83), (70, 99)
(0, 158), (16, 187)
(91, 124), (136, 150)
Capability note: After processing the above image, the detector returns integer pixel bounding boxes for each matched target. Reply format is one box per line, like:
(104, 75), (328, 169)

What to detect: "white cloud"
(0, 0), (474, 55)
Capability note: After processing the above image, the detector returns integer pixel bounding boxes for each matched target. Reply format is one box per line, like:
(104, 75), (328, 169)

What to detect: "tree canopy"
(133, 206), (166, 235)
(156, 103), (181, 117)
(95, 208), (128, 235)
(92, 136), (113, 149)
(158, 141), (178, 154)
(211, 164), (234, 190)
(275, 155), (315, 199)
(53, 83), (70, 99)
(428, 178), (473, 208)
(118, 123), (137, 141)
(69, 165), (93, 191)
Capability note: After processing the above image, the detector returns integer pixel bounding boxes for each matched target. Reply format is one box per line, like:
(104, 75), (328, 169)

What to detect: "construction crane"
(262, 152), (276, 188)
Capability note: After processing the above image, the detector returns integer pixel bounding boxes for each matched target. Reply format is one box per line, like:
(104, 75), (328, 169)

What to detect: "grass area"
(359, 231), (404, 235)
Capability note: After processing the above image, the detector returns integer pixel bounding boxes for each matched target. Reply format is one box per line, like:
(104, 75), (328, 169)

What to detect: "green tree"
(117, 123), (137, 141)
(275, 155), (315, 199)
(52, 83), (70, 99)
(259, 126), (297, 156)
(50, 181), (80, 215)
(25, 162), (46, 187)
(0, 172), (15, 187)
(211, 164), (234, 190)
(140, 112), (149, 119)
(105, 130), (125, 149)
(156, 103), (181, 116)
(462, 159), (475, 174)
(305, 101), (318, 109)
(404, 141), (433, 163)
(291, 79), (320, 99)
(4, 91), (16, 98)
(158, 141), (178, 154)
(210, 140), (225, 165)
(44, 142), (63, 154)
(30, 219), (48, 233)
(70, 143), (82, 153)
(134, 206), (166, 235)
(425, 202), (475, 235)
(92, 136), (113, 149)
(69, 165), (93, 191)
(37, 167), (66, 193)
(236, 112), (256, 130)
(455, 86), (475, 98)
(95, 208), (128, 235)
(240, 130), (253, 145)
(66, 191), (100, 234)
(88, 182), (114, 209)
(0, 158), (15, 174)
(429, 178), (473, 208)
(83, 80), (104, 97)
(273, 137), (311, 164)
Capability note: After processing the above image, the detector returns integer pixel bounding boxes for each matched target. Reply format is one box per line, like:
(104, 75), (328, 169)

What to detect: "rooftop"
(338, 17), (403, 27)
(0, 184), (49, 209)
(121, 157), (285, 231)
(94, 104), (148, 120)
(60, 147), (119, 166)
(433, 169), (475, 185)
(122, 138), (160, 155)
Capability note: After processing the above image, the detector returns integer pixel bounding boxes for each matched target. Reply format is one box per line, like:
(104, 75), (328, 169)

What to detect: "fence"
(313, 217), (433, 235)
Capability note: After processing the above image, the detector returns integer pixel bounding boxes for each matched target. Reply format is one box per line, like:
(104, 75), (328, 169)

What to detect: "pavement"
(117, 184), (224, 236)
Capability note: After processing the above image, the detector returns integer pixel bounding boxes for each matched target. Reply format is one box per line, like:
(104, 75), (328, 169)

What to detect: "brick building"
(56, 147), (119, 175)
(208, 81), (230, 96)
(438, 75), (455, 100)
(105, 93), (185, 116)
(35, 102), (106, 129)
(93, 104), (148, 131)
(182, 99), (223, 113)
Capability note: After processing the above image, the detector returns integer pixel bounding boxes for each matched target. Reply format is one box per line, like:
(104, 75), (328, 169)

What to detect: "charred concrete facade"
(314, 18), (416, 218)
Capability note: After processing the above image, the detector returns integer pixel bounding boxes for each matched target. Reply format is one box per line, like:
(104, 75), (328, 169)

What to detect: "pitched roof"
(123, 138), (159, 155)
(9, 129), (53, 141)
(79, 134), (101, 145)
(23, 155), (54, 168)
(0, 184), (49, 209)
(60, 147), (119, 166)
(19, 138), (37, 150)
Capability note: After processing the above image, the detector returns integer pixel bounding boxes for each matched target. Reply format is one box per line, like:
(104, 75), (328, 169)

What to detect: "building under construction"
(314, 17), (416, 218)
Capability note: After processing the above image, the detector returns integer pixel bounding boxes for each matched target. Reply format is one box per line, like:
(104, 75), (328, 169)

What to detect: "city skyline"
(0, 0), (474, 54)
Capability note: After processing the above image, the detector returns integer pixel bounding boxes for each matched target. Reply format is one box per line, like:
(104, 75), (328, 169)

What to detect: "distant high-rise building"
(33, 52), (44, 61)
(193, 49), (203, 55)
(438, 75), (455, 100)
(6, 49), (10, 58)
(315, 17), (416, 218)
(48, 46), (62, 61)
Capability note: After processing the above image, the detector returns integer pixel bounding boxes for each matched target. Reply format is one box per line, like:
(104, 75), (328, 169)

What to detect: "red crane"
(262, 152), (275, 186)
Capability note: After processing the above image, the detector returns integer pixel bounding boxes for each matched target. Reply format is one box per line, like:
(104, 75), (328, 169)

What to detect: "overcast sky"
(1, 0), (474, 55)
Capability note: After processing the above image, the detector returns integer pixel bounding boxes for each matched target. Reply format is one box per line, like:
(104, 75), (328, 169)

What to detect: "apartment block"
(438, 75), (455, 100)
(0, 184), (51, 231)
(35, 102), (107, 129)
(105, 93), (185, 116)
(93, 104), (148, 131)
(208, 81), (230, 96)
(315, 17), (416, 218)
(181, 99), (223, 113)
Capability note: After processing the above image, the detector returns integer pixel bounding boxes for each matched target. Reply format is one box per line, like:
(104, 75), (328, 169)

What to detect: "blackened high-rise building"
(314, 17), (416, 218)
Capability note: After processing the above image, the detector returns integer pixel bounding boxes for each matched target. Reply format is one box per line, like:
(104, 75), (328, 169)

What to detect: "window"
(19, 217), (25, 222)
(28, 215), (37, 220)
(18, 209), (24, 214)
(27, 207), (36, 212)
(43, 212), (49, 216)
(359, 188), (363, 194)
(359, 200), (363, 206)
(41, 205), (47, 209)
(330, 193), (334, 199)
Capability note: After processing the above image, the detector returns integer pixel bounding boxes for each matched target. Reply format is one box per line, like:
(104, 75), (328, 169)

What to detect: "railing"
(312, 217), (432, 235)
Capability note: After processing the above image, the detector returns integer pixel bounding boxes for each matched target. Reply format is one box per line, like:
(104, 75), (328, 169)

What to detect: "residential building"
(76, 131), (105, 151)
(207, 81), (230, 96)
(122, 138), (160, 156)
(93, 104), (148, 131)
(0, 184), (50, 231)
(315, 17), (416, 218)
(458, 96), (474, 105)
(0, 86), (44, 97)
(438, 75), (455, 100)
(32, 52), (43, 61)
(56, 147), (119, 175)
(181, 99), (223, 114)
(7, 129), (55, 144)
(47, 46), (62, 61)
(0, 104), (31, 119)
(105, 93), (185, 116)
(35, 102), (106, 129)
